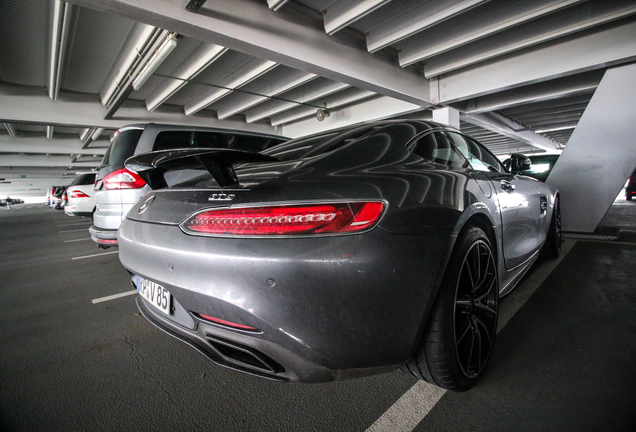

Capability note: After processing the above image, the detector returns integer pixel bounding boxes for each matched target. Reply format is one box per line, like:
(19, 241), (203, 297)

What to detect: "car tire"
(627, 195), (632, 201)
(541, 197), (561, 259)
(408, 226), (499, 391)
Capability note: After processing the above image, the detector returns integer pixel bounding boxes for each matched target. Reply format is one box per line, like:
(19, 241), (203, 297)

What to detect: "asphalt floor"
(1, 200), (634, 431)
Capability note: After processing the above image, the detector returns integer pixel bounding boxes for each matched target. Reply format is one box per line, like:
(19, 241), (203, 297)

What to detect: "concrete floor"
(1, 200), (635, 431)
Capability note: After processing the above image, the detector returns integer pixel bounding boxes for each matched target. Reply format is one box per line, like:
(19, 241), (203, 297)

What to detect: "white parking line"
(64, 238), (93, 243)
(57, 222), (92, 227)
(92, 290), (137, 304)
(366, 240), (576, 432)
(59, 228), (89, 233)
(72, 251), (119, 260)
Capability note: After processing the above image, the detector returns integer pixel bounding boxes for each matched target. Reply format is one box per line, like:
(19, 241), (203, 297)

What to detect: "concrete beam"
(280, 96), (423, 138)
(0, 137), (108, 155)
(462, 111), (561, 153)
(438, 19), (636, 103)
(0, 154), (99, 168)
(454, 70), (603, 114)
(0, 83), (280, 135)
(68, 0), (432, 107)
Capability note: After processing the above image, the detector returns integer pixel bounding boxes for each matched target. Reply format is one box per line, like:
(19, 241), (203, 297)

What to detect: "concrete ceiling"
(1, 0), (635, 196)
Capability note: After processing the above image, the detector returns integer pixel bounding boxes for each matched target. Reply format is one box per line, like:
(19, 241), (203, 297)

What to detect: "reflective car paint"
(118, 120), (559, 384)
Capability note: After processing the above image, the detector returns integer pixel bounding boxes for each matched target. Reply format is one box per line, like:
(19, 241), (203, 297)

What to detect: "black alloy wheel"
(409, 226), (499, 391)
(453, 238), (498, 380)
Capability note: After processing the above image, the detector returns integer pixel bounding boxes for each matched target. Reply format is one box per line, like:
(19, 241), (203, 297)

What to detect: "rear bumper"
(89, 225), (118, 246)
(135, 295), (347, 382)
(118, 218), (450, 382)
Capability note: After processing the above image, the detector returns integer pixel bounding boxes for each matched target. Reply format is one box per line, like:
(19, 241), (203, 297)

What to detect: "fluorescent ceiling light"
(79, 128), (94, 143)
(49, 0), (72, 100)
(4, 123), (17, 138)
(268, 0), (290, 11)
(535, 124), (577, 133)
(133, 33), (178, 91)
(146, 43), (227, 111)
(91, 128), (104, 141)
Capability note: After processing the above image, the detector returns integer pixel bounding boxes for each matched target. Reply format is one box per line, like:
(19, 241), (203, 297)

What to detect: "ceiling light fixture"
(91, 128), (104, 141)
(185, 0), (207, 12)
(535, 123), (578, 133)
(132, 33), (178, 91)
(268, 0), (290, 11)
(79, 127), (95, 144)
(49, 0), (72, 100)
(316, 108), (330, 122)
(4, 123), (17, 138)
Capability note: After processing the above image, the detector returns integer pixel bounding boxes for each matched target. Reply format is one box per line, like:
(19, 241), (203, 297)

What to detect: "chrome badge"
(208, 193), (236, 202)
(138, 195), (156, 214)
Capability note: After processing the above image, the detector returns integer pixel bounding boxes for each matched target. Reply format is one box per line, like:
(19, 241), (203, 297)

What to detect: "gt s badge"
(208, 193), (236, 201)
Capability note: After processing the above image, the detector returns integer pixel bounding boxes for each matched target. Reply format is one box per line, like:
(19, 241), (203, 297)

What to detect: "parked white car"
(65, 172), (97, 217)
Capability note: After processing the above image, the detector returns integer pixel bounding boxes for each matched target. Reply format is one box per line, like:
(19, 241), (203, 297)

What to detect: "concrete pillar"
(546, 63), (636, 232)
(433, 107), (460, 129)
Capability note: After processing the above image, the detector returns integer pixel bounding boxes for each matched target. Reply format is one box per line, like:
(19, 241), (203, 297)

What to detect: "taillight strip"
(181, 201), (385, 236)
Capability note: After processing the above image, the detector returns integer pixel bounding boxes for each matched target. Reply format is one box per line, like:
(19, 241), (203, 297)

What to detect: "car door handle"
(500, 180), (515, 193)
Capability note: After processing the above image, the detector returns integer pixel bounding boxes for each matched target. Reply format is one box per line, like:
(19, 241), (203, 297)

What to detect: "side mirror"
(508, 153), (531, 174)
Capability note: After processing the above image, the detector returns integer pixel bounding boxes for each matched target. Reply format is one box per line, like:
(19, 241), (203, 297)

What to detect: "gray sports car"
(118, 120), (561, 391)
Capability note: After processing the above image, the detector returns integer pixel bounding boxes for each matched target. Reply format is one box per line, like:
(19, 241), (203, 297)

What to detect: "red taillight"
(69, 190), (90, 199)
(182, 202), (385, 236)
(96, 239), (118, 244)
(193, 313), (259, 332)
(103, 168), (146, 190)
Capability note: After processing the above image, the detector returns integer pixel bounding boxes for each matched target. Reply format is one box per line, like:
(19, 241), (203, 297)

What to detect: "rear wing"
(125, 148), (279, 189)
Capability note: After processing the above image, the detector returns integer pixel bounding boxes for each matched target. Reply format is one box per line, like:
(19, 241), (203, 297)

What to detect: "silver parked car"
(89, 124), (286, 248)
(118, 120), (561, 391)
(64, 172), (97, 217)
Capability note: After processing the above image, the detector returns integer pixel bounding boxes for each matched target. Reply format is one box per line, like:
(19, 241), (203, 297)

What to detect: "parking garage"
(1, 1), (636, 431)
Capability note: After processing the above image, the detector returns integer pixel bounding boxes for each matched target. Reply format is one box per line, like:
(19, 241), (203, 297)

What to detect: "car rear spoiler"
(125, 148), (279, 189)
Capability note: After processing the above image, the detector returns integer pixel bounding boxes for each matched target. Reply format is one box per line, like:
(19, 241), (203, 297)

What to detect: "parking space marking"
(366, 240), (576, 432)
(59, 228), (90, 233)
(56, 222), (93, 227)
(64, 238), (93, 243)
(72, 251), (119, 260)
(92, 290), (137, 304)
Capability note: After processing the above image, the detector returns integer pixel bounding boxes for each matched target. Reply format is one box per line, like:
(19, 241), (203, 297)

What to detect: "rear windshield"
(153, 131), (285, 153)
(70, 173), (96, 186)
(101, 129), (143, 168)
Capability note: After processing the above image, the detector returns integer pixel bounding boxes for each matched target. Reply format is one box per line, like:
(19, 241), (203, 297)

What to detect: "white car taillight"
(103, 168), (146, 190)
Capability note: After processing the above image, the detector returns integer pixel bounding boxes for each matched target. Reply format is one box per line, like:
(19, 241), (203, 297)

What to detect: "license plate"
(138, 277), (172, 315)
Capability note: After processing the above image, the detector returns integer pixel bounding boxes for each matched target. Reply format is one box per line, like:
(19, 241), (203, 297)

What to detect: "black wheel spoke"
(455, 316), (472, 345)
(473, 314), (494, 346)
(453, 237), (499, 380)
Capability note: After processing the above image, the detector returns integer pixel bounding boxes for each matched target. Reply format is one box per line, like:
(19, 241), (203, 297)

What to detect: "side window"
(412, 131), (468, 168)
(106, 129), (143, 167)
(153, 131), (227, 151)
(448, 132), (504, 172)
